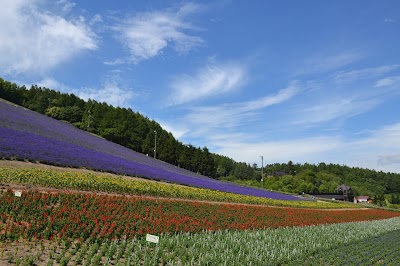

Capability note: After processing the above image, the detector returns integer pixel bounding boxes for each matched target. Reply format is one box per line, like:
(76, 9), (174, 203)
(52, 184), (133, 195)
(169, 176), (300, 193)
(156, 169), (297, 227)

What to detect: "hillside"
(2, 86), (400, 266)
(0, 78), (219, 178)
(1, 77), (399, 203)
(0, 99), (302, 201)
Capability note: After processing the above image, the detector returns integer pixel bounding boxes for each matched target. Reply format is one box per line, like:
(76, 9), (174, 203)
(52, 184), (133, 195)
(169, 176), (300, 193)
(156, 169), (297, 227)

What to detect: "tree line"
(1, 77), (399, 203)
(224, 161), (400, 206)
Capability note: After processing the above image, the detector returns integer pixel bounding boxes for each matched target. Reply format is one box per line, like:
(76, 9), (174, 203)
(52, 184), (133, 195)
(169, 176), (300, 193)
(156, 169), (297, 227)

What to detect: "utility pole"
(154, 130), (157, 159)
(260, 155), (264, 189)
(87, 110), (92, 128)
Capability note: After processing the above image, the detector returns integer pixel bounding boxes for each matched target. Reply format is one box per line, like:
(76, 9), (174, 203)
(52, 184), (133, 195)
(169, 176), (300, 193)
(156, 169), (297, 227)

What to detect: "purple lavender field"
(0, 100), (304, 200)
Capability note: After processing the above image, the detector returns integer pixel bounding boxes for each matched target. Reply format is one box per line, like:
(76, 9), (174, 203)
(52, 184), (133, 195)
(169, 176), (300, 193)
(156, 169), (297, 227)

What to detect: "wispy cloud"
(0, 0), (97, 75)
(56, 0), (76, 13)
(38, 77), (136, 108)
(212, 122), (400, 172)
(182, 82), (300, 136)
(296, 51), (362, 75)
(157, 120), (189, 139)
(333, 64), (400, 83)
(290, 64), (400, 127)
(77, 81), (136, 108)
(214, 136), (340, 165)
(103, 58), (126, 66)
(168, 62), (246, 106)
(378, 154), (400, 166)
(113, 2), (204, 63)
(375, 75), (400, 87)
(293, 96), (380, 126)
(37, 77), (69, 91)
(346, 123), (400, 171)
(354, 123), (400, 148)
(384, 18), (396, 23)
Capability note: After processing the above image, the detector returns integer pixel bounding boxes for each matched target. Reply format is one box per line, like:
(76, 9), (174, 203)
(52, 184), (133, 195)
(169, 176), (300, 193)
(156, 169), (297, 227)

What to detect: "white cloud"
(354, 123), (400, 148)
(375, 75), (400, 87)
(56, 0), (76, 13)
(37, 77), (68, 90)
(342, 123), (400, 172)
(37, 77), (136, 108)
(0, 0), (97, 75)
(104, 58), (126, 66)
(215, 136), (340, 165)
(378, 154), (400, 166)
(168, 62), (246, 106)
(296, 51), (362, 75)
(157, 120), (189, 139)
(384, 18), (396, 23)
(293, 96), (380, 125)
(89, 14), (103, 26)
(241, 83), (299, 110)
(182, 83), (299, 136)
(213, 122), (400, 173)
(333, 64), (400, 83)
(114, 2), (203, 63)
(289, 64), (400, 127)
(75, 81), (136, 108)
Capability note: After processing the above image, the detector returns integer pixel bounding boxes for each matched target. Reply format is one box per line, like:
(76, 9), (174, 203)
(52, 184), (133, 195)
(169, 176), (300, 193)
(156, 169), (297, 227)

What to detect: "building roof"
(358, 196), (369, 200)
(272, 171), (288, 177)
(335, 184), (351, 192)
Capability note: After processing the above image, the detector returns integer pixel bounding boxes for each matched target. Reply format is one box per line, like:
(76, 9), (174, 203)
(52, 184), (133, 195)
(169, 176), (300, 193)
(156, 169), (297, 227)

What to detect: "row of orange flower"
(1, 190), (399, 241)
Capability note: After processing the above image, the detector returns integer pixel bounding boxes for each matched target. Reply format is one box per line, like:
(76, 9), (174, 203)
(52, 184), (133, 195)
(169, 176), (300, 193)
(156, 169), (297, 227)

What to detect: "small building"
(356, 196), (369, 203)
(310, 184), (354, 202)
(335, 184), (354, 202)
(272, 170), (288, 177)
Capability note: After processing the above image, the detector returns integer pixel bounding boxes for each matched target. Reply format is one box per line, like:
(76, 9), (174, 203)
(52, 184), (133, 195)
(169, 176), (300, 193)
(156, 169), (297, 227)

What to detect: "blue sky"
(1, 0), (400, 173)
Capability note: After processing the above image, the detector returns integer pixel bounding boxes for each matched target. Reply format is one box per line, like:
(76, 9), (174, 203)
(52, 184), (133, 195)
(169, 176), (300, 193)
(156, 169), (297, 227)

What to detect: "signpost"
(146, 234), (159, 244)
(145, 234), (159, 265)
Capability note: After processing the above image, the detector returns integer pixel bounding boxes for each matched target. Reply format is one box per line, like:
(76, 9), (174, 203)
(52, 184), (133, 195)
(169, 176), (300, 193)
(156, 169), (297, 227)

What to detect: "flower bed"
(0, 167), (358, 208)
(1, 190), (399, 241)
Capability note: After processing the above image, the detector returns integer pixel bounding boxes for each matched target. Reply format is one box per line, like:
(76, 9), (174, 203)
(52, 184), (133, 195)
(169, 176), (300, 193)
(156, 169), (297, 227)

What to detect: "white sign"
(146, 234), (159, 244)
(14, 191), (22, 197)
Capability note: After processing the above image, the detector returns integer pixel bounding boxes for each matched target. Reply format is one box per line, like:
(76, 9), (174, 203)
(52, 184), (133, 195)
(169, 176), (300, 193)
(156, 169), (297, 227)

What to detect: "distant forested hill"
(1, 77), (399, 204)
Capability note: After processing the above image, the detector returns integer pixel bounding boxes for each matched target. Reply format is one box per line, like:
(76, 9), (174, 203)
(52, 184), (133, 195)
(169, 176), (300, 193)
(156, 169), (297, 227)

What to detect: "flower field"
(0, 100), (302, 201)
(1, 167), (400, 265)
(289, 229), (400, 265)
(1, 190), (399, 242)
(0, 167), (357, 209)
(1, 217), (400, 265)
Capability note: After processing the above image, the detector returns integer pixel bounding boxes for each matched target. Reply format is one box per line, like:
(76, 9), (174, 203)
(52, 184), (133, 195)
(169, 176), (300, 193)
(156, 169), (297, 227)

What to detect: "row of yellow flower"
(0, 167), (358, 209)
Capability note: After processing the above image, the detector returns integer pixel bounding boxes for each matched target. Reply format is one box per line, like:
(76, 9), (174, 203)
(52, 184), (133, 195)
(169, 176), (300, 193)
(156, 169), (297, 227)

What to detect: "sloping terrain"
(0, 100), (303, 200)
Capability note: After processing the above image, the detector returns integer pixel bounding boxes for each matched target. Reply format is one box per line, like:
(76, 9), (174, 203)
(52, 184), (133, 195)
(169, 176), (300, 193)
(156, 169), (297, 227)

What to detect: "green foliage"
(289, 229), (400, 265)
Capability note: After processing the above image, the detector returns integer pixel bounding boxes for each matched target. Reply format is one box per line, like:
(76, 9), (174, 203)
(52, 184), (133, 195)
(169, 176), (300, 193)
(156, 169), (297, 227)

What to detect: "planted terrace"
(0, 100), (303, 200)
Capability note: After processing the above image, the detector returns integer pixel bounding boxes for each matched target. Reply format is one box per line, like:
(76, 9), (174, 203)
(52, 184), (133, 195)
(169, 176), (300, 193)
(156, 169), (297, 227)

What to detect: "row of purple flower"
(0, 101), (303, 200)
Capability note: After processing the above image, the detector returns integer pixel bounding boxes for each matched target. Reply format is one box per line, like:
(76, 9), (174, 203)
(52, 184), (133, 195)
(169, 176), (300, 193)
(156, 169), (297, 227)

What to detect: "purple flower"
(0, 101), (305, 201)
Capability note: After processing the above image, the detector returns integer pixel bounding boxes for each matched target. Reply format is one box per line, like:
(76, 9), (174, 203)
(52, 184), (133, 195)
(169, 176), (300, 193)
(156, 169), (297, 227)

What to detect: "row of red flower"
(1, 190), (399, 240)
